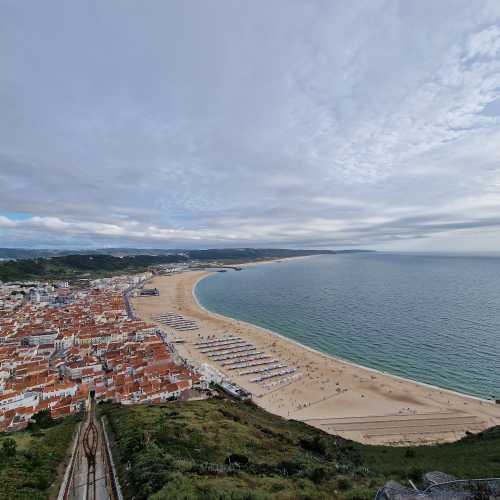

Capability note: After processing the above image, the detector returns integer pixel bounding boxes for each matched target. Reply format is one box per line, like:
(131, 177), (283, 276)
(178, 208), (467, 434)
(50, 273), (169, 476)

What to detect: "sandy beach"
(132, 267), (500, 445)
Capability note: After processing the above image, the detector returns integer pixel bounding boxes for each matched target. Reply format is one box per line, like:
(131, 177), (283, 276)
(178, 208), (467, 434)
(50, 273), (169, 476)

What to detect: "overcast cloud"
(1, 0), (500, 250)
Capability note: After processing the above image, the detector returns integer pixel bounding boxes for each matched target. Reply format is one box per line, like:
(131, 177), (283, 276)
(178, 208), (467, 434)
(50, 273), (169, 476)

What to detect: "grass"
(353, 427), (500, 485)
(100, 398), (500, 500)
(4, 432), (34, 453)
(0, 415), (80, 500)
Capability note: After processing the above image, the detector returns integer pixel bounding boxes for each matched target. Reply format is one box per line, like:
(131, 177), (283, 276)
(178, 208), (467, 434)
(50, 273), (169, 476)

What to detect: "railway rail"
(58, 392), (123, 500)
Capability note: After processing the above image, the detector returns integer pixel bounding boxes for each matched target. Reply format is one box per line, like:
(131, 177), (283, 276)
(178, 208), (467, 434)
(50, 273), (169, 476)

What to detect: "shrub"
(299, 435), (328, 455)
(337, 478), (352, 491)
(408, 467), (424, 482)
(28, 409), (55, 430)
(225, 453), (249, 466)
(150, 473), (197, 499)
(1, 438), (16, 458)
(346, 488), (375, 500)
(128, 444), (174, 498)
(277, 460), (303, 476)
(309, 466), (328, 483)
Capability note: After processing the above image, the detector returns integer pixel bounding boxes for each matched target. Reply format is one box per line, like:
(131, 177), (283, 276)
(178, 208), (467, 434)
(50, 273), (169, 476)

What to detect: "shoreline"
(132, 265), (500, 445)
(192, 271), (493, 405)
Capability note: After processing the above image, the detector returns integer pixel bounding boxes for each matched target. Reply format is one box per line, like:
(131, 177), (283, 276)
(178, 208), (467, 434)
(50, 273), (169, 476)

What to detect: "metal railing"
(57, 395), (124, 500)
(375, 478), (500, 499)
(101, 417), (124, 500)
(57, 423), (82, 500)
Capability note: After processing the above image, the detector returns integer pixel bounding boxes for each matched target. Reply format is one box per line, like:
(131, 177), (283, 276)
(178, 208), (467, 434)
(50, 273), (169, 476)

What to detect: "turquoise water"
(195, 253), (500, 400)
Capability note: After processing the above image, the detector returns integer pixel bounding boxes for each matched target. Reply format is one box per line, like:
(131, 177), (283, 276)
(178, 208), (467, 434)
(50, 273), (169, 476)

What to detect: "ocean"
(195, 253), (500, 400)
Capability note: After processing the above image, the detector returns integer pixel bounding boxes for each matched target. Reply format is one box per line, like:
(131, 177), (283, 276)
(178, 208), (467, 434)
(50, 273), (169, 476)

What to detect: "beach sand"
(132, 267), (500, 445)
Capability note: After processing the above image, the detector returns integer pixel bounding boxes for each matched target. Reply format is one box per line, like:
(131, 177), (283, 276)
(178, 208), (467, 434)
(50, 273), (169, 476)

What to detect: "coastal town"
(1, 262), (499, 500)
(2, 263), (500, 446)
(0, 272), (203, 432)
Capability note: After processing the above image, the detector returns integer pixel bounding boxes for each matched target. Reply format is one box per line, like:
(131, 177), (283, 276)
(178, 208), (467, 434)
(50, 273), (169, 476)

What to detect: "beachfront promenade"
(131, 270), (500, 445)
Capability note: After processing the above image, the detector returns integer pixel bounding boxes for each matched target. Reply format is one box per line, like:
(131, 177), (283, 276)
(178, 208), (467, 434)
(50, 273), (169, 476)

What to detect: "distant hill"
(0, 254), (188, 282)
(101, 398), (500, 500)
(0, 247), (181, 260)
(0, 247), (372, 261)
(0, 248), (373, 282)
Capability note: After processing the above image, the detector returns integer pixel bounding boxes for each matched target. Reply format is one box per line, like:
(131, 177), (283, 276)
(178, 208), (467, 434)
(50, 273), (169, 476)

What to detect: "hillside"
(0, 249), (370, 282)
(101, 398), (500, 500)
(0, 247), (364, 261)
(0, 254), (188, 282)
(0, 412), (79, 500)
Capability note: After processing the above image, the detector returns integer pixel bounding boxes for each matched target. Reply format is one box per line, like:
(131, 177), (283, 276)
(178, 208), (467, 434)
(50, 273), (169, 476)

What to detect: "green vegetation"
(0, 413), (80, 500)
(0, 253), (188, 281)
(0, 247), (364, 262)
(351, 427), (500, 482)
(100, 399), (500, 500)
(185, 248), (346, 261)
(0, 249), (370, 282)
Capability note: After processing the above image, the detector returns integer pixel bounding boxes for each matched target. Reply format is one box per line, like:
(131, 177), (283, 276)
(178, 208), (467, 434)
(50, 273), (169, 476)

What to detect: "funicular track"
(58, 392), (123, 500)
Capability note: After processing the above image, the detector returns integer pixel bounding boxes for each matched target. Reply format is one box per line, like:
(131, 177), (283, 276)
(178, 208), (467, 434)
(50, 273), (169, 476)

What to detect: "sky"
(1, 1), (500, 251)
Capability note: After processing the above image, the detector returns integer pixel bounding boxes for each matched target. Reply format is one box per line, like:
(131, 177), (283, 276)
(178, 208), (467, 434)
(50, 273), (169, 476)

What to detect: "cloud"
(0, 1), (500, 250)
(0, 216), (16, 228)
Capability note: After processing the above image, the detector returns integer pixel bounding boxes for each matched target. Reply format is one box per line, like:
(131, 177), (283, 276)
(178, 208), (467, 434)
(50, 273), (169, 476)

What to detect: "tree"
(28, 409), (55, 430)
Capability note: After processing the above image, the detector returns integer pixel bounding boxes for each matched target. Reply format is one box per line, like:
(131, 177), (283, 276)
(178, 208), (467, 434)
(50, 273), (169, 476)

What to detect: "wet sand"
(132, 268), (500, 445)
